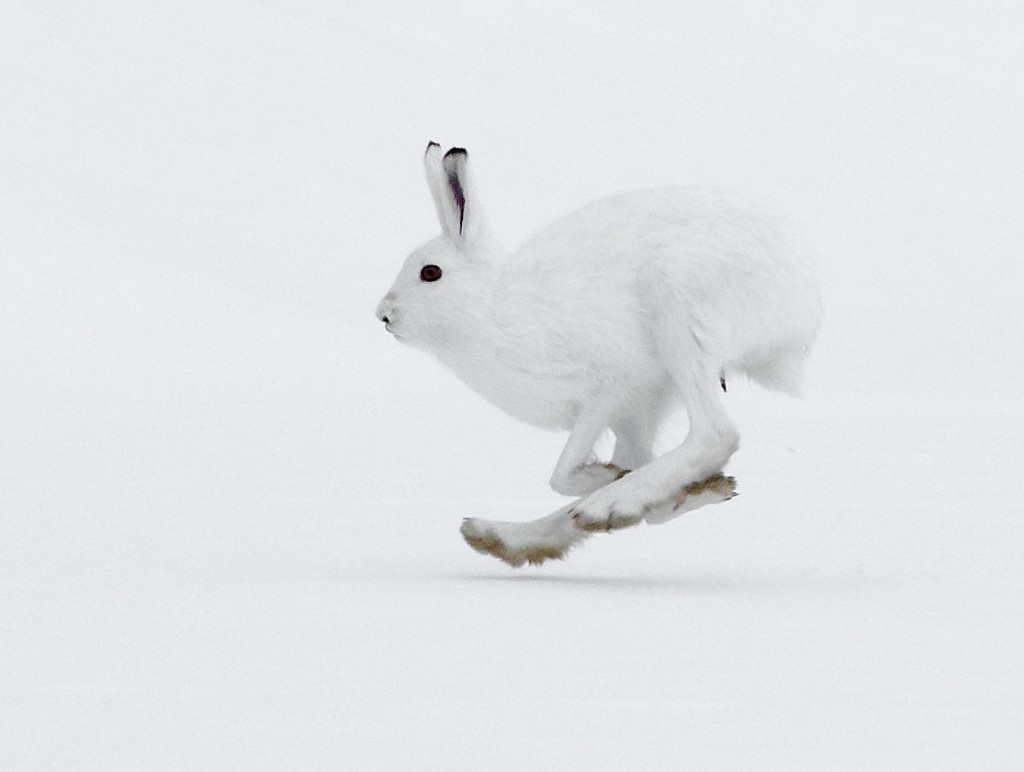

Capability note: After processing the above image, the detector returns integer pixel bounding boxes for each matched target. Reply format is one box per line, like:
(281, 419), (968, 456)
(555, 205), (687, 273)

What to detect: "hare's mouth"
(385, 324), (407, 341)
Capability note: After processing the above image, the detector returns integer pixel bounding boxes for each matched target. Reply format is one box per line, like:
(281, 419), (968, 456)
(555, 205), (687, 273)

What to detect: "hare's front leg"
(610, 413), (658, 471)
(548, 407), (626, 497)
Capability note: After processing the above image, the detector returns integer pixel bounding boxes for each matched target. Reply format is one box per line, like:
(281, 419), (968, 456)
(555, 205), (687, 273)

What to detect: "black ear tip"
(426, 141), (440, 149)
(444, 147), (468, 160)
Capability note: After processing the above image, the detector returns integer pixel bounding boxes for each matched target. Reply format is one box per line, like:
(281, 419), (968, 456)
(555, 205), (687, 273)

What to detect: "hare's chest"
(441, 347), (591, 430)
(466, 361), (584, 429)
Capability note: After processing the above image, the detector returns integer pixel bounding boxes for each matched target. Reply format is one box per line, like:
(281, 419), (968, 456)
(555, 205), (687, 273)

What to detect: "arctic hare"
(376, 143), (820, 565)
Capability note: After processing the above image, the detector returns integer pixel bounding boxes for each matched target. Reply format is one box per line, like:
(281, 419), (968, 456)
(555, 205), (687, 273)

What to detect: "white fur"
(377, 144), (820, 552)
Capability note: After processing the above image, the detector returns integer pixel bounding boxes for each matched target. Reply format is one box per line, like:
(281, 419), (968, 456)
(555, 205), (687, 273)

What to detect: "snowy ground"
(2, 2), (1023, 770)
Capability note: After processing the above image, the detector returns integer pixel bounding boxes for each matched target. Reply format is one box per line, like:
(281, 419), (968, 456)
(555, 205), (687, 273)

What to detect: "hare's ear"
(423, 142), (484, 246)
(424, 142), (455, 236)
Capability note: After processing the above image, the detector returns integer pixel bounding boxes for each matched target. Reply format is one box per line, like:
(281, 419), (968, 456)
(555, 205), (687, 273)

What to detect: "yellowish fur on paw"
(571, 510), (643, 533)
(672, 472), (737, 510)
(604, 463), (631, 480)
(460, 520), (572, 567)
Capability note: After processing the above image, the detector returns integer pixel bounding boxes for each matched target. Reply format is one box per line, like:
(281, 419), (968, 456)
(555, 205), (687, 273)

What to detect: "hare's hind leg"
(572, 340), (739, 529)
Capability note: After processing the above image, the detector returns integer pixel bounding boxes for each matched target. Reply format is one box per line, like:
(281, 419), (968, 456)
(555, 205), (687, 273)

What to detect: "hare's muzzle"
(375, 296), (395, 326)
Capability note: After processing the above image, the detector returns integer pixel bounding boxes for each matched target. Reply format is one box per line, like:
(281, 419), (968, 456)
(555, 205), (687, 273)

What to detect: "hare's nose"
(375, 296), (395, 325)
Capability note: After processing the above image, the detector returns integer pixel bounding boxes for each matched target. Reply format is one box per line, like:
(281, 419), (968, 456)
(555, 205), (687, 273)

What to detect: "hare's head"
(376, 143), (494, 352)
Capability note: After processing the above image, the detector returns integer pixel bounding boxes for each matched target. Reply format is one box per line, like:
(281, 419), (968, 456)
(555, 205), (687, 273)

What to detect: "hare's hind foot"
(646, 472), (737, 524)
(571, 472), (737, 530)
(461, 504), (587, 567)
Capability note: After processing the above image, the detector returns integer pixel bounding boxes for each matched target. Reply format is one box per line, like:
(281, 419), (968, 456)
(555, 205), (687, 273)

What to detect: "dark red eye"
(420, 264), (442, 282)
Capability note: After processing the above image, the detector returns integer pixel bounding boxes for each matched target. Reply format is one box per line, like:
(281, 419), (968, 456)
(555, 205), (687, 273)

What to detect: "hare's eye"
(420, 264), (443, 283)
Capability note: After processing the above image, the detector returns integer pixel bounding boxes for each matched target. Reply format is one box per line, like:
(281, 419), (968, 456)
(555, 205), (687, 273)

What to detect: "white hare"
(376, 143), (820, 566)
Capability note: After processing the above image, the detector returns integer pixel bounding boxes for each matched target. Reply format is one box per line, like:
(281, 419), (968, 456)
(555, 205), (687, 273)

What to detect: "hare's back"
(516, 187), (819, 378)
(519, 187), (797, 272)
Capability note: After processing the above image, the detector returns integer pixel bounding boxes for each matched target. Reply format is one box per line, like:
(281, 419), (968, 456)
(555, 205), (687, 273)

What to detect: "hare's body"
(377, 144), (820, 564)
(434, 188), (818, 434)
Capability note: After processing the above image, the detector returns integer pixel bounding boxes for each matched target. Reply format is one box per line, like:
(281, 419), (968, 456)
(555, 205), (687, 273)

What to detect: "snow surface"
(2, 2), (1023, 769)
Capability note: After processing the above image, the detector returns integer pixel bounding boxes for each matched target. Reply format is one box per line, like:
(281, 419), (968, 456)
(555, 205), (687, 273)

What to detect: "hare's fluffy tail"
(730, 342), (814, 396)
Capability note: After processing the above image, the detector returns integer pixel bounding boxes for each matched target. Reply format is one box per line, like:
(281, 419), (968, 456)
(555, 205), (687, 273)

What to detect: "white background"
(2, 1), (1023, 769)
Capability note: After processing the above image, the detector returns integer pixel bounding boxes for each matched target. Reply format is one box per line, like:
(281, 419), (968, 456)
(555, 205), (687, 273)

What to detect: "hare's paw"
(460, 516), (582, 567)
(571, 471), (738, 530)
(461, 519), (521, 566)
(550, 463), (629, 497)
(569, 474), (650, 533)
(645, 473), (738, 524)
(676, 473), (738, 508)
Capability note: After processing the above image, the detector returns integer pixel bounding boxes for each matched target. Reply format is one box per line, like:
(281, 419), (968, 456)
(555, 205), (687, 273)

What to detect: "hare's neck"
(434, 276), (509, 375)
(432, 270), (561, 425)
